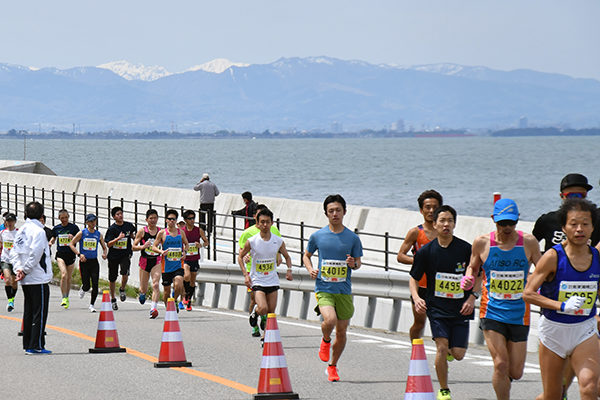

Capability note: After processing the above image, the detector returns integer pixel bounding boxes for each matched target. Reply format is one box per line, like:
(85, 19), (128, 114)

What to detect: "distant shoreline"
(1, 127), (599, 139)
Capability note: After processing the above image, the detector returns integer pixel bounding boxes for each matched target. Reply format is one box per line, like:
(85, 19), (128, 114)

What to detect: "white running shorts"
(538, 315), (598, 359)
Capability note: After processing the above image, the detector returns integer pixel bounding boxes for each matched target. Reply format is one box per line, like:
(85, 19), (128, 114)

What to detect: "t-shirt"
(239, 225), (282, 272)
(306, 226), (363, 295)
(105, 222), (136, 260)
(52, 223), (80, 255)
(0, 228), (17, 263)
(533, 211), (600, 252)
(411, 237), (473, 320)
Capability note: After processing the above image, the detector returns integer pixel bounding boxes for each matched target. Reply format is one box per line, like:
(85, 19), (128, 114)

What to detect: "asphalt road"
(0, 287), (577, 400)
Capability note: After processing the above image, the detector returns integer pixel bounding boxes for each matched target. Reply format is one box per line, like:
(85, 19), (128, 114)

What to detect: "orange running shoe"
(319, 338), (331, 362)
(326, 365), (339, 382)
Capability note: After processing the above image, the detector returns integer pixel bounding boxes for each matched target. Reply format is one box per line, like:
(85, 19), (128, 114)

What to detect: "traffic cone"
(404, 338), (435, 399)
(253, 313), (299, 400)
(89, 290), (126, 353)
(154, 298), (192, 368)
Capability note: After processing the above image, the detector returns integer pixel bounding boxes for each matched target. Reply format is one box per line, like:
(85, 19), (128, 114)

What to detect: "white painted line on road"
(380, 344), (411, 349)
(352, 339), (383, 344)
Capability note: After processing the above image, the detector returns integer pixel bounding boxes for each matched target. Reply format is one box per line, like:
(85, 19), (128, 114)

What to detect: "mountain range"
(1, 57), (598, 132)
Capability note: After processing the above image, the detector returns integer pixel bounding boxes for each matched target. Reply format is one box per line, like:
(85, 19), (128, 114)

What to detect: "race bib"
(321, 259), (347, 283)
(144, 239), (159, 256)
(489, 270), (525, 300)
(114, 238), (128, 250)
(558, 281), (598, 316)
(83, 238), (97, 251)
(3, 240), (13, 250)
(255, 258), (275, 274)
(435, 273), (464, 299)
(166, 248), (182, 262)
(58, 234), (70, 246)
(188, 243), (199, 256)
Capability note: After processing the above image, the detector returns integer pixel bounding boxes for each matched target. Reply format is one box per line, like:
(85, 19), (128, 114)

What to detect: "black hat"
(560, 173), (593, 192)
(4, 213), (16, 221)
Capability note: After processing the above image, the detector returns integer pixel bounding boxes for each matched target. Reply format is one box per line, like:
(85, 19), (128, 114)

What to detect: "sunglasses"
(563, 192), (586, 199)
(186, 217), (195, 220)
(166, 217), (177, 221)
(497, 219), (518, 227)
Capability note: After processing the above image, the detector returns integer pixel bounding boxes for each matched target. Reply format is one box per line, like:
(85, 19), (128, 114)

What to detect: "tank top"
(412, 225), (431, 288)
(249, 233), (283, 287)
(184, 225), (201, 262)
(540, 244), (600, 323)
(140, 226), (161, 259)
(0, 228), (17, 263)
(479, 231), (530, 325)
(161, 228), (184, 273)
(80, 228), (101, 260)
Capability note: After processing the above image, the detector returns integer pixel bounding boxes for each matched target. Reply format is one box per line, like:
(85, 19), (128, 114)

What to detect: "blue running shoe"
(25, 349), (52, 355)
(139, 293), (146, 305)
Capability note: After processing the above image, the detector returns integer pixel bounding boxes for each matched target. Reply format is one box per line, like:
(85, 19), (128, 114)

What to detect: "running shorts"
(538, 315), (598, 359)
(185, 259), (200, 273)
(139, 256), (160, 272)
(108, 256), (131, 282)
(56, 251), (76, 266)
(480, 318), (529, 343)
(162, 268), (184, 287)
(252, 285), (279, 294)
(316, 292), (354, 321)
(430, 317), (470, 349)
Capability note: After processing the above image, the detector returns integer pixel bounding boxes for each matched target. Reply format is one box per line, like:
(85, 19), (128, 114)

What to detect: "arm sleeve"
(214, 185), (220, 197)
(193, 181), (202, 191)
(306, 233), (317, 254)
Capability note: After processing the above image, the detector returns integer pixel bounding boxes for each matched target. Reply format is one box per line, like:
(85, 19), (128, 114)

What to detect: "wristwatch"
(471, 291), (480, 299)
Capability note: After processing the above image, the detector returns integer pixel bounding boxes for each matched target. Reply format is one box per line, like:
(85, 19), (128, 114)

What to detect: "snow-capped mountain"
(97, 61), (172, 81)
(185, 58), (249, 74)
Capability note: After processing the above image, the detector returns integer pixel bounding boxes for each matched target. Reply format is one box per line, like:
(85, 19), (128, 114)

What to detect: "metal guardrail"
(196, 261), (412, 332)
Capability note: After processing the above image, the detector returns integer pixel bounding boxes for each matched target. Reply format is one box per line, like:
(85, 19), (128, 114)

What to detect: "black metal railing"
(0, 182), (406, 271)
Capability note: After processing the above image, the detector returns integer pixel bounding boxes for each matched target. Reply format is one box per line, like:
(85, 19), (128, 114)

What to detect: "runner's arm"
(199, 228), (209, 247)
(523, 250), (561, 310)
(237, 241), (253, 288)
(68, 231), (83, 255)
(151, 231), (165, 255)
(524, 233), (542, 267)
(397, 227), (419, 265)
(303, 251), (318, 279)
(99, 234), (108, 260)
(131, 228), (145, 251)
(463, 235), (486, 288)
(409, 277), (426, 314)
(279, 242), (293, 281)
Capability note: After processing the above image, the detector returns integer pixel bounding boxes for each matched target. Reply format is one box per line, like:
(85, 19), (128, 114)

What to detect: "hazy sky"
(1, 1), (598, 80)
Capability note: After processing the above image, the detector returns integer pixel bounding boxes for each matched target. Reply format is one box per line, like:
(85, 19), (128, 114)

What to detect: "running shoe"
(325, 365), (339, 382)
(182, 297), (189, 306)
(150, 308), (159, 319)
(260, 315), (267, 331)
(25, 349), (52, 355)
(437, 388), (451, 400)
(319, 338), (331, 362)
(446, 353), (454, 362)
(252, 327), (261, 337)
(7, 300), (14, 312)
(249, 305), (258, 327)
(139, 293), (146, 305)
(89, 304), (96, 313)
(185, 301), (192, 312)
(119, 287), (126, 302)
(178, 301), (184, 310)
(79, 287), (86, 299)
(60, 297), (68, 308)
(111, 298), (118, 311)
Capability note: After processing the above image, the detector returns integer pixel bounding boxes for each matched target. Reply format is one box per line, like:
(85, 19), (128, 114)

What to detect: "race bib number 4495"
(435, 273), (464, 299)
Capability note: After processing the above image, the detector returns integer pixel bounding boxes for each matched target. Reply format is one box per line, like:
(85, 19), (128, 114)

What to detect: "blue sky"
(1, 1), (599, 80)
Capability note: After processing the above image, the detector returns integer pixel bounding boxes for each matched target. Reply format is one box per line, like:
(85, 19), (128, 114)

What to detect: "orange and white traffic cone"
(404, 338), (435, 399)
(253, 313), (299, 400)
(89, 290), (126, 353)
(154, 298), (192, 368)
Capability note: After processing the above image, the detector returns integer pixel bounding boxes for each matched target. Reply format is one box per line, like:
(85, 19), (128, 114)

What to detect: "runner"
(303, 194), (363, 382)
(181, 210), (208, 312)
(132, 209), (162, 319)
(151, 209), (189, 310)
(397, 189), (443, 340)
(239, 204), (283, 337)
(238, 208), (293, 346)
(410, 205), (475, 400)
(0, 213), (18, 312)
(68, 214), (108, 313)
(523, 198), (600, 400)
(52, 209), (80, 309)
(104, 206), (136, 311)
(462, 199), (541, 400)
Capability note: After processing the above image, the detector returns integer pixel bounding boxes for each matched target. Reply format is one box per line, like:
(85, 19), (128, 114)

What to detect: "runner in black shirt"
(410, 205), (477, 400)
(105, 207), (135, 310)
(51, 209), (80, 309)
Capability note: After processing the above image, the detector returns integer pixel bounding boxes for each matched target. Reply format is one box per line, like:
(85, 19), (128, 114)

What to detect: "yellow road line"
(1, 315), (257, 394)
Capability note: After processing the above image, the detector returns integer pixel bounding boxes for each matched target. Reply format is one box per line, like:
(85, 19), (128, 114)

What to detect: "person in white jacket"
(12, 201), (52, 355)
